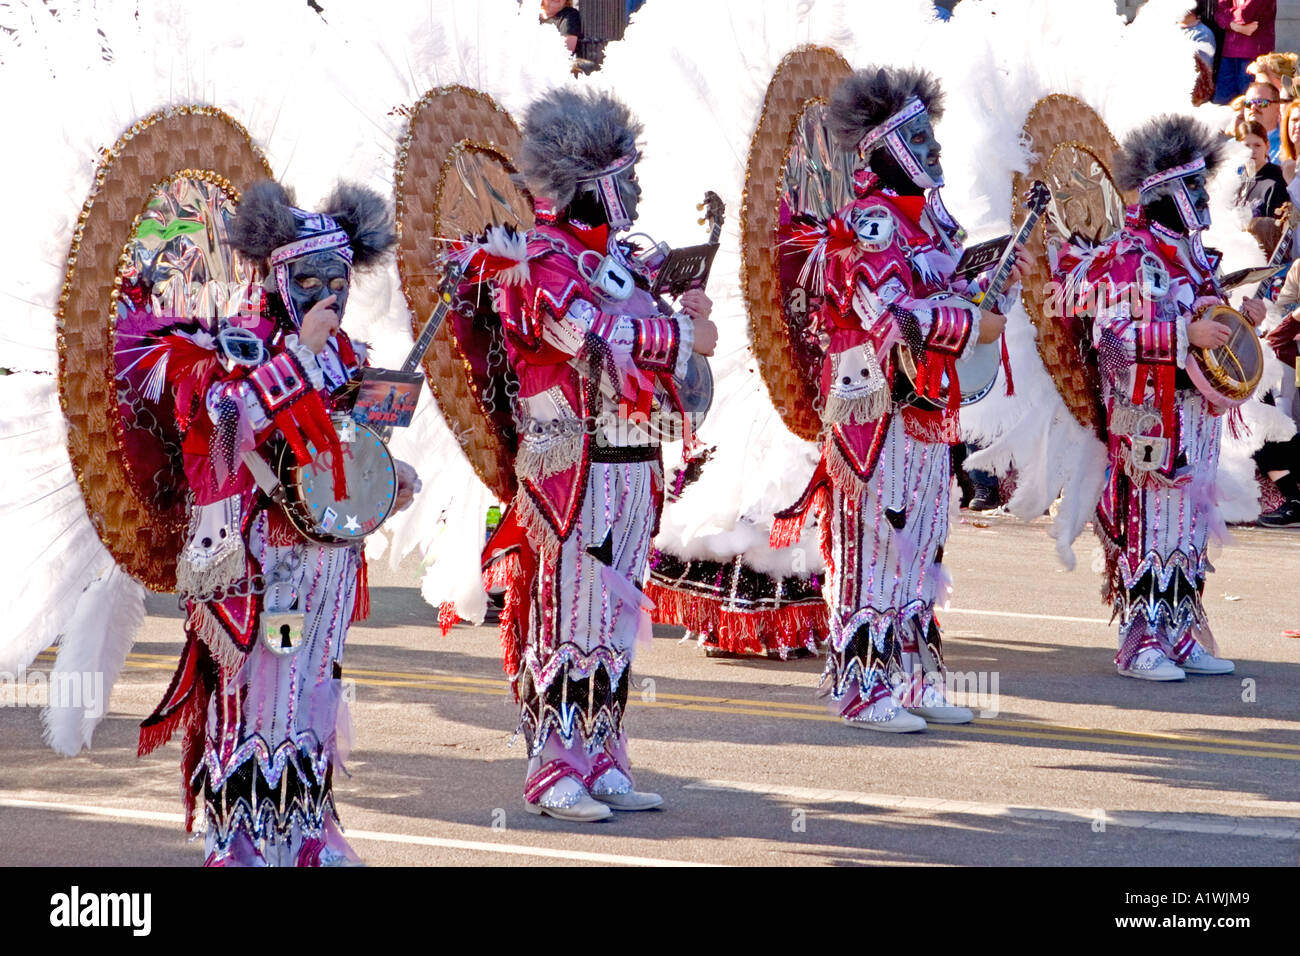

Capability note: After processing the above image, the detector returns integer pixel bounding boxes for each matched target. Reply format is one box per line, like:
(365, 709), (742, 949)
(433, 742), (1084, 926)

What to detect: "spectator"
(1197, 0), (1227, 87)
(1214, 0), (1277, 104)
(1236, 119), (1288, 218)
(1278, 98), (1300, 180)
(1255, 263), (1300, 525)
(1250, 50), (1298, 99)
(1185, 7), (1217, 104)
(540, 0), (581, 55)
(953, 442), (999, 513)
(1185, 7), (1216, 67)
(1244, 79), (1283, 160)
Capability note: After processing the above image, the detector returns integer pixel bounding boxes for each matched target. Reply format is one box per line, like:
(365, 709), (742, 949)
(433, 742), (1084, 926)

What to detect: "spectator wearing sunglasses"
(1214, 0), (1277, 104)
(1244, 80), (1283, 161)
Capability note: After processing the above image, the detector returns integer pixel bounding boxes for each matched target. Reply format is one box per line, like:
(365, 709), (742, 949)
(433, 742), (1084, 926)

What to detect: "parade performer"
(135, 181), (420, 864)
(460, 89), (717, 820)
(770, 67), (1023, 732)
(1055, 116), (1259, 680)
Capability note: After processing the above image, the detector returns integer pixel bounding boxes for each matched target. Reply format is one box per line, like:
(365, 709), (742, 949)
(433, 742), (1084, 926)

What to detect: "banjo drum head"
(294, 425), (397, 542)
(1192, 305), (1263, 406)
(958, 341), (1003, 405)
(677, 353), (714, 423)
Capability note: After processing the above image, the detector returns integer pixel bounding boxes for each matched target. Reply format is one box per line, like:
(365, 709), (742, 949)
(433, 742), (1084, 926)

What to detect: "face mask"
(883, 111), (944, 189)
(1140, 160), (1211, 234)
(284, 250), (352, 328)
(859, 97), (945, 191)
(268, 211), (354, 328)
(574, 152), (640, 231)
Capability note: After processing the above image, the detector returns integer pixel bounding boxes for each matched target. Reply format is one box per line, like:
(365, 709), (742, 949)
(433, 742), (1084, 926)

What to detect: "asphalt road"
(3, 513), (1299, 867)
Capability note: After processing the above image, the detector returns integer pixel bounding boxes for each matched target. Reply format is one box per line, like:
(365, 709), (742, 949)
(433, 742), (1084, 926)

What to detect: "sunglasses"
(1246, 98), (1278, 108)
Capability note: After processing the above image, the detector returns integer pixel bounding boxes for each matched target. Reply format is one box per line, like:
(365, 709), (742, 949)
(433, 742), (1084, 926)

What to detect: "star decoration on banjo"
(246, 265), (461, 546)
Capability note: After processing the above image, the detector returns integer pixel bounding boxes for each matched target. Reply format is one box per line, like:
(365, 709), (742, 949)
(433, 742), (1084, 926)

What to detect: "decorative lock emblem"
(579, 250), (635, 302)
(1129, 435), (1168, 471)
(853, 207), (895, 252)
(1139, 251), (1170, 301)
(262, 612), (306, 656)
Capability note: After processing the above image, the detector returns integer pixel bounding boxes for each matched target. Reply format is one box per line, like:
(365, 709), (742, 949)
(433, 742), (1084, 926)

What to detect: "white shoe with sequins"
(1180, 646), (1235, 675)
(1118, 648), (1185, 681)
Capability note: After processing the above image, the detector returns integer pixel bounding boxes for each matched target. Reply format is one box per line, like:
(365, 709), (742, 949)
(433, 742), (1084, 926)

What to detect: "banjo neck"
(982, 204), (1043, 306)
(371, 290), (452, 442)
(1254, 204), (1298, 298)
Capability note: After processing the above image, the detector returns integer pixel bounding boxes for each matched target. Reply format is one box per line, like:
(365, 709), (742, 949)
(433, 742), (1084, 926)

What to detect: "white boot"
(523, 759), (612, 822)
(843, 693), (927, 733)
(905, 680), (974, 724)
(1118, 647), (1185, 681)
(589, 766), (663, 811)
(1180, 644), (1235, 675)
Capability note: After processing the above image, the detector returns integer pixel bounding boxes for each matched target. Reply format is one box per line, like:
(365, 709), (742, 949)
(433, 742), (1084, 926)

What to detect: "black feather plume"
(228, 180), (298, 261)
(516, 88), (642, 208)
(323, 182), (396, 268)
(827, 66), (945, 153)
(1115, 115), (1226, 191)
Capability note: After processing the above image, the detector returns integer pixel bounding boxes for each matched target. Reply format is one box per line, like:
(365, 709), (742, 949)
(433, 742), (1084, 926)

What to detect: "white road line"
(944, 607), (1111, 625)
(683, 780), (1300, 840)
(0, 796), (715, 867)
(342, 827), (716, 866)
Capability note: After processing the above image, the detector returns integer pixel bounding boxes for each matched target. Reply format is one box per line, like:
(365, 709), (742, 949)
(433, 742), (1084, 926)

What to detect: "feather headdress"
(515, 88), (642, 208)
(827, 66), (945, 154)
(1114, 114), (1226, 192)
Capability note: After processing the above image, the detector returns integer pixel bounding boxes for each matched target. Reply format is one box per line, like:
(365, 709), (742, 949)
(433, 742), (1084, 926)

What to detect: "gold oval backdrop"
(1014, 94), (1133, 440)
(394, 85), (533, 502)
(58, 106), (272, 591)
(740, 45), (852, 443)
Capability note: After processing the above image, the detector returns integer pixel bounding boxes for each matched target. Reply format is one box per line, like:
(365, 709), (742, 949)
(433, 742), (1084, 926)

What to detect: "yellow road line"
(49, 650), (1300, 762)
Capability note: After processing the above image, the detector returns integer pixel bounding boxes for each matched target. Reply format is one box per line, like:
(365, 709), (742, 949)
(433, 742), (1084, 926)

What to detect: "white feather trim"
(41, 565), (146, 756)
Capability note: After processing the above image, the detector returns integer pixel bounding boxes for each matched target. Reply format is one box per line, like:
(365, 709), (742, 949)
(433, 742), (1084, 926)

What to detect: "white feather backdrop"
(0, 0), (569, 750)
(1, 0), (1289, 752)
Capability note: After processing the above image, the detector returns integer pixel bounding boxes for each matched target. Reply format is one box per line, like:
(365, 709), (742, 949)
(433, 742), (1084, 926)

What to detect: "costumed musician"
(1056, 115), (1264, 680)
(770, 67), (1029, 732)
(459, 89), (717, 820)
(137, 182), (421, 864)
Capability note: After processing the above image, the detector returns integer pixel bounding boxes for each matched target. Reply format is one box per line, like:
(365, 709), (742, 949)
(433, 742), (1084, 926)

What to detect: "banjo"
(896, 180), (1050, 410)
(646, 190), (723, 440)
(246, 271), (457, 546)
(1183, 205), (1293, 408)
(1183, 204), (1296, 407)
(582, 192), (721, 444)
(1187, 302), (1263, 408)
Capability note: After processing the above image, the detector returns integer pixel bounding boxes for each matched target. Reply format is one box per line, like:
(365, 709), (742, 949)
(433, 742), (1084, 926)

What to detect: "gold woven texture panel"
(1015, 94), (1131, 439)
(395, 85), (527, 502)
(740, 46), (852, 443)
(58, 107), (272, 591)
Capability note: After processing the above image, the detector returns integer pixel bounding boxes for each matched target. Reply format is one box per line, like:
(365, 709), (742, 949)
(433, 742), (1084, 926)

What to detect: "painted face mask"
(859, 96), (945, 190)
(268, 209), (354, 328)
(575, 150), (641, 231)
(1140, 159), (1212, 234)
(285, 250), (351, 327)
